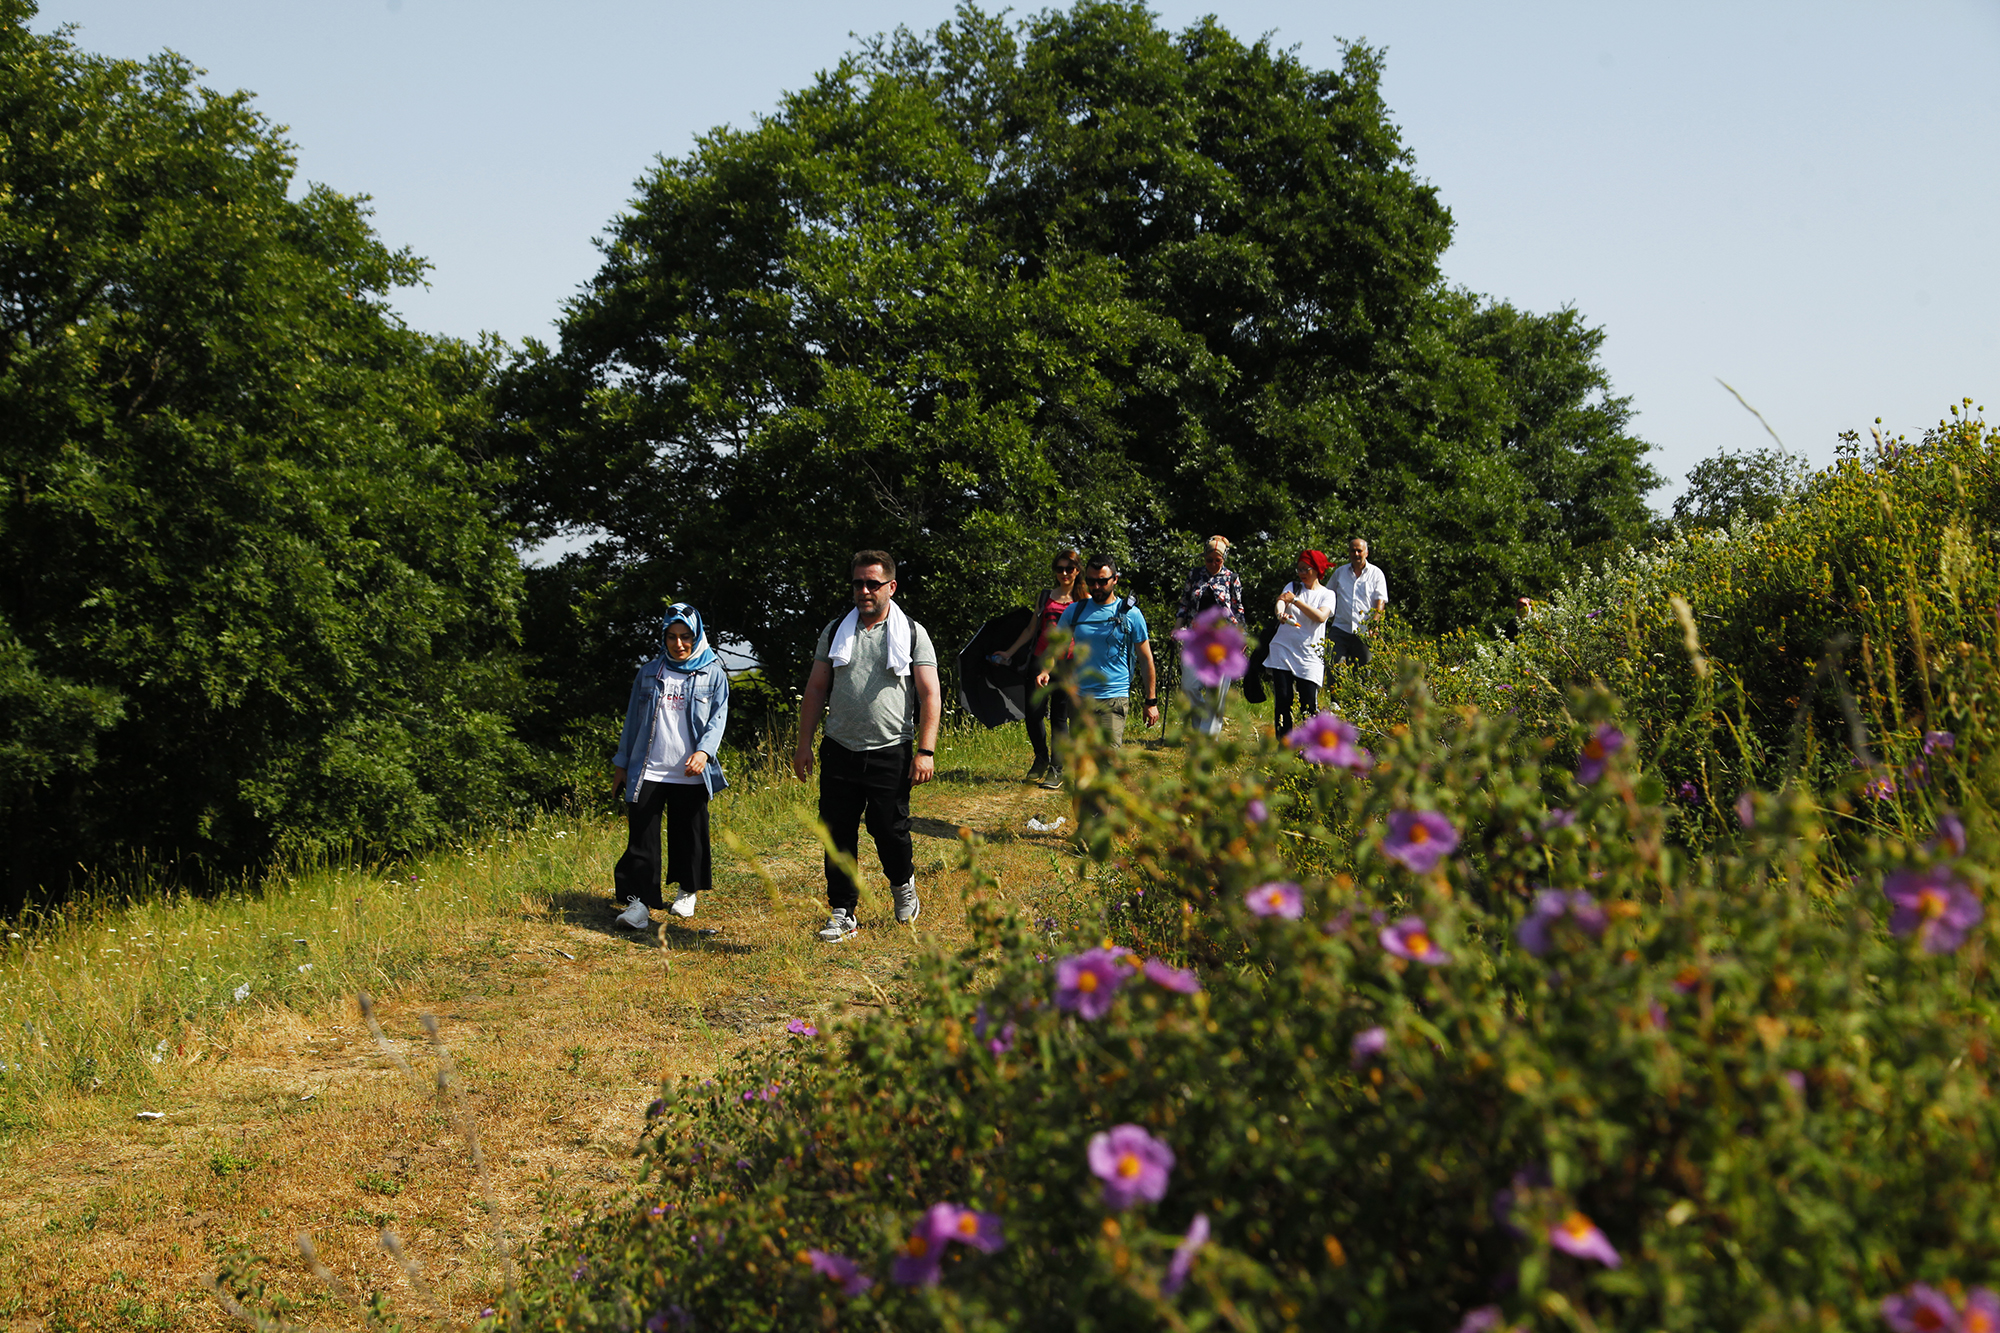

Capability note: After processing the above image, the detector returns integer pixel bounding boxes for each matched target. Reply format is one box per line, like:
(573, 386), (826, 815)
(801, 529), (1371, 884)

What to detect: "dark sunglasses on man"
(852, 577), (890, 591)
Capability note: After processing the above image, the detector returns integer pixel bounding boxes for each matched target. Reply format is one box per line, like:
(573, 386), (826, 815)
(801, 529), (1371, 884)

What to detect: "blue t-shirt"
(1057, 597), (1150, 699)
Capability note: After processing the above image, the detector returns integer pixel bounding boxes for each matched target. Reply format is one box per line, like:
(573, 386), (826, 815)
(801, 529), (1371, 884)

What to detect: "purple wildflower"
(1676, 780), (1699, 801)
(1350, 1026), (1388, 1068)
(1245, 881), (1305, 919)
(1284, 713), (1371, 770)
(1541, 808), (1577, 831)
(1883, 866), (1983, 953)
(941, 1204), (1006, 1254)
(1576, 724), (1625, 784)
(1054, 947), (1131, 1019)
(1863, 770), (1897, 801)
(1642, 1000), (1668, 1032)
(1174, 607), (1248, 687)
(1736, 791), (1756, 829)
(1088, 1124), (1175, 1209)
(1514, 890), (1608, 957)
(1143, 958), (1201, 993)
(1380, 916), (1451, 966)
(1965, 1288), (2000, 1333)
(1881, 1283), (1962, 1333)
(1381, 810), (1460, 874)
(1160, 1213), (1210, 1296)
(1671, 965), (1702, 995)
(1783, 1070), (1807, 1097)
(1246, 798), (1268, 824)
(891, 1205), (958, 1286)
(1924, 730), (1957, 757)
(1932, 812), (1968, 858)
(1456, 1309), (1508, 1333)
(785, 1019), (819, 1037)
(807, 1249), (874, 1296)
(1549, 1211), (1621, 1267)
(645, 1098), (665, 1118)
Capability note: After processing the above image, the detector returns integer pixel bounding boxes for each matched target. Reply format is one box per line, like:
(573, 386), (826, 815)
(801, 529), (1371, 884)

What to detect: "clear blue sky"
(32, 0), (2000, 510)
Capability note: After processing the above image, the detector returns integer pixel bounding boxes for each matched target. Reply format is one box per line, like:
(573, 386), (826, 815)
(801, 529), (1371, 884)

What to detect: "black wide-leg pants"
(614, 779), (712, 910)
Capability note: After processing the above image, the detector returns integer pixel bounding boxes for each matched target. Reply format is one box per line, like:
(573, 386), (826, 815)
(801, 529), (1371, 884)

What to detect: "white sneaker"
(817, 909), (858, 942)
(892, 879), (921, 924)
(669, 892), (697, 918)
(616, 896), (652, 930)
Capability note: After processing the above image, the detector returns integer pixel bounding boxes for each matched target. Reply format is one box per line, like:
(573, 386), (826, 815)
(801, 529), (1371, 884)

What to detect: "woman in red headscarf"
(1265, 549), (1336, 736)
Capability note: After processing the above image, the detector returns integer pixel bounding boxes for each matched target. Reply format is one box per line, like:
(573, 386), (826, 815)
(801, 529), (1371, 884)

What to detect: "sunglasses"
(1085, 575), (1115, 587)
(851, 578), (890, 592)
(1053, 563), (1077, 574)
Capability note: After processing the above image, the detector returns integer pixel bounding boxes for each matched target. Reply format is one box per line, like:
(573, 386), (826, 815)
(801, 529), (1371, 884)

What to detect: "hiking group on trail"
(609, 541), (1388, 940)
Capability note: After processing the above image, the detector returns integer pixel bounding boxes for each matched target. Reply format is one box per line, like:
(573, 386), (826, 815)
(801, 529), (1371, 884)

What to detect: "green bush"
(1323, 403), (2000, 860)
(505, 668), (2000, 1331)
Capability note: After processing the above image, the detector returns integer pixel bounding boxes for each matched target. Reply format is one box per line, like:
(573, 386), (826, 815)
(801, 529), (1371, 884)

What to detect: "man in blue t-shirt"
(1035, 555), (1159, 770)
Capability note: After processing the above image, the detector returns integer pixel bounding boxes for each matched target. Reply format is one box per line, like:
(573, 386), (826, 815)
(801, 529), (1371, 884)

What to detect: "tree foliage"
(0, 3), (532, 898)
(501, 0), (1657, 699)
(1671, 443), (1810, 531)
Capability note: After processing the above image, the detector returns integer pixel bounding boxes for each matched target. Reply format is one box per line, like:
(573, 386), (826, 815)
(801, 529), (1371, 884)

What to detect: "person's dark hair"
(851, 549), (897, 580)
(1084, 554), (1117, 576)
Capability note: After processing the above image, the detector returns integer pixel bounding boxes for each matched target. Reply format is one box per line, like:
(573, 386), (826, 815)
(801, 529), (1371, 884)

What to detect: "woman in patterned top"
(1175, 535), (1243, 737)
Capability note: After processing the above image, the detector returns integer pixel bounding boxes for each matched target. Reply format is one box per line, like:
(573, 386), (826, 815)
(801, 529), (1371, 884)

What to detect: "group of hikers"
(605, 540), (1388, 942)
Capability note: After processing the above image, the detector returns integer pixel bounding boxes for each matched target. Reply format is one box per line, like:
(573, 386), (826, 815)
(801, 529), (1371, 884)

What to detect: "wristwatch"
(917, 747), (935, 756)
(1144, 698), (1159, 707)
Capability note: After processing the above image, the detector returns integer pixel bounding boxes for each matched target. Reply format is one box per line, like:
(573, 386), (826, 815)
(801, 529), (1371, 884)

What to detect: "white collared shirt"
(1332, 561), (1389, 633)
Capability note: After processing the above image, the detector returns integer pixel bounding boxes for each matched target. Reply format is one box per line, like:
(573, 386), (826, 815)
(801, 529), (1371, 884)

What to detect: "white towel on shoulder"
(826, 603), (913, 677)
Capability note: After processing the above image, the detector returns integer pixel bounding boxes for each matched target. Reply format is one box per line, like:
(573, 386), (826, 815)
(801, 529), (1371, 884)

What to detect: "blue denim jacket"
(612, 657), (730, 799)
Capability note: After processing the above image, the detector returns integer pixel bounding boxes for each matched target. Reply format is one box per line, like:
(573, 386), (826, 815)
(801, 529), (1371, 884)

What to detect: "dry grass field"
(0, 722), (1192, 1330)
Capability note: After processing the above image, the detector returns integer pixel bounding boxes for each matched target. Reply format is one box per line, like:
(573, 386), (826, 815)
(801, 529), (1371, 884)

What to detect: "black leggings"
(1025, 686), (1070, 769)
(614, 780), (712, 909)
(1272, 672), (1320, 737)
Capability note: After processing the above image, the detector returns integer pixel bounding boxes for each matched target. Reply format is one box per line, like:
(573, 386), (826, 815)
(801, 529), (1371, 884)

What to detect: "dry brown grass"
(0, 739), (1109, 1330)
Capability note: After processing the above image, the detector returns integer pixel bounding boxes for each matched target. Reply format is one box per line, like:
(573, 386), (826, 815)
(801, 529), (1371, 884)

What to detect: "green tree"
(501, 0), (1657, 696)
(1671, 444), (1810, 531)
(0, 3), (532, 899)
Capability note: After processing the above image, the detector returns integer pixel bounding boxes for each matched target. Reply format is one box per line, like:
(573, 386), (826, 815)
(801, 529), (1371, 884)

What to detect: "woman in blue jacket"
(610, 604), (730, 928)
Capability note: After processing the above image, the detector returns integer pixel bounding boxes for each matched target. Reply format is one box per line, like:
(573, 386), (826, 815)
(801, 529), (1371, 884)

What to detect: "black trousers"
(1329, 626), (1371, 666)
(1272, 672), (1320, 737)
(1025, 686), (1070, 769)
(819, 738), (914, 912)
(614, 780), (711, 910)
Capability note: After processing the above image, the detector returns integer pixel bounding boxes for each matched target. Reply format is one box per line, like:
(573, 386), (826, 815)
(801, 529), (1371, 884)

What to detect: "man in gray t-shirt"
(793, 549), (941, 941)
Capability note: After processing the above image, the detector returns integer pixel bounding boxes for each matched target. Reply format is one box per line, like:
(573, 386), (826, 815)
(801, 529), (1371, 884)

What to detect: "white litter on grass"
(1026, 816), (1067, 832)
(151, 1039), (168, 1064)
(298, 964), (312, 973)
(135, 1110), (165, 1121)
(232, 982), (251, 1003)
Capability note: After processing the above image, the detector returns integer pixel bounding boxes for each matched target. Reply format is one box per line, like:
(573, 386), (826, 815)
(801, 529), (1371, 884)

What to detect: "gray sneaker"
(616, 896), (652, 930)
(669, 892), (698, 918)
(892, 879), (921, 924)
(817, 909), (858, 942)
(1038, 768), (1064, 791)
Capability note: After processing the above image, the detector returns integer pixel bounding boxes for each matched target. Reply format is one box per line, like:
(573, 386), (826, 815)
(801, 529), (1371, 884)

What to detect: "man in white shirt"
(1329, 537), (1389, 666)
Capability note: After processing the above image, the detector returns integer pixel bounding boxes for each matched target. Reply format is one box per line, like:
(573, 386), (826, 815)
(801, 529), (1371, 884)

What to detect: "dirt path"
(0, 762), (1086, 1330)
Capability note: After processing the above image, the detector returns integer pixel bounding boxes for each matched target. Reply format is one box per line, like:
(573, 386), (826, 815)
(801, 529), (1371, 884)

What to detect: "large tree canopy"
(0, 3), (533, 898)
(504, 0), (1657, 705)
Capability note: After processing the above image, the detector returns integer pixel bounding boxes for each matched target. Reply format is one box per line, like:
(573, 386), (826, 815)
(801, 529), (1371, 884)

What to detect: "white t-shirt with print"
(640, 671), (704, 785)
(1265, 583), (1338, 683)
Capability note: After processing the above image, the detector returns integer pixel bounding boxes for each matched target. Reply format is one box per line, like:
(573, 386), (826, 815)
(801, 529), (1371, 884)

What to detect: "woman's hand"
(683, 751), (708, 777)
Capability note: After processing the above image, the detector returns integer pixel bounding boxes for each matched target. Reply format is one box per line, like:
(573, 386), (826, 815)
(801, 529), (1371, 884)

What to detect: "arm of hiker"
(610, 667), (649, 797)
(993, 606), (1040, 662)
(794, 659), (832, 781)
(1138, 641), (1160, 728)
(613, 766), (628, 797)
(1295, 595), (1330, 625)
(688, 669), (728, 775)
(911, 663), (941, 785)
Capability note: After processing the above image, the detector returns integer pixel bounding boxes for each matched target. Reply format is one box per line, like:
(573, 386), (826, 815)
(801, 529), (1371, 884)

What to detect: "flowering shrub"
(1324, 403), (2000, 862)
(505, 660), (2000, 1331)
